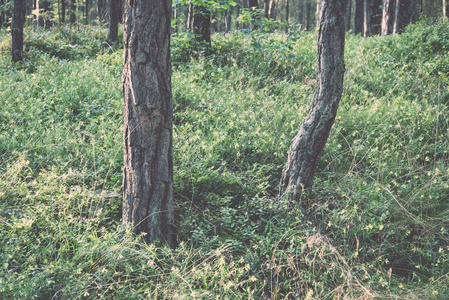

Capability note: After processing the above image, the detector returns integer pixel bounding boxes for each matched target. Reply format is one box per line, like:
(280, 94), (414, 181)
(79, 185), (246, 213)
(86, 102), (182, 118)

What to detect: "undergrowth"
(1, 19), (449, 299)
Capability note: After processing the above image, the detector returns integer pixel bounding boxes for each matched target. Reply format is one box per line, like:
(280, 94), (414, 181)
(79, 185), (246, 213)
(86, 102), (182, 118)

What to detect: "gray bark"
(280, 0), (346, 205)
(12, 0), (25, 62)
(122, 0), (176, 248)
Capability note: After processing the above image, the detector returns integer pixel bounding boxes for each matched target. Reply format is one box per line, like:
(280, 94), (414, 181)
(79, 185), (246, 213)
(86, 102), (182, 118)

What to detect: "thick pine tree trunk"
(280, 0), (346, 205)
(12, 0), (25, 62)
(122, 0), (176, 248)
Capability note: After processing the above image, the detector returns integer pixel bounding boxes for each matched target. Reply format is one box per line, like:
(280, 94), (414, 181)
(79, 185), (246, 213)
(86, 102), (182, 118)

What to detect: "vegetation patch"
(1, 20), (449, 298)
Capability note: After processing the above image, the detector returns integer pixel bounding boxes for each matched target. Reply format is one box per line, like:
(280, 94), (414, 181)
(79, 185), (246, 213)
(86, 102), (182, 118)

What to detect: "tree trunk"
(187, 3), (193, 30)
(108, 0), (119, 43)
(264, 0), (270, 18)
(122, 0), (176, 248)
(12, 0), (25, 62)
(346, 0), (352, 31)
(381, 0), (395, 35)
(298, 0), (304, 28)
(269, 0), (277, 20)
(60, 0), (65, 23)
(354, 0), (363, 34)
(305, 0), (311, 30)
(393, 0), (414, 34)
(192, 5), (211, 53)
(0, 0), (5, 28)
(364, 0), (381, 36)
(316, 0), (321, 28)
(224, 9), (231, 33)
(70, 0), (76, 23)
(445, 0), (449, 18)
(38, 0), (52, 28)
(280, 0), (346, 205)
(84, 0), (89, 24)
(98, 0), (106, 21)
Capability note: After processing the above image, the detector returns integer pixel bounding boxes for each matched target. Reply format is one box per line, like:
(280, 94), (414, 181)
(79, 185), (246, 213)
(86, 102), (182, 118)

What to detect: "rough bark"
(108, 0), (119, 43)
(12, 0), (25, 62)
(280, 0), (346, 205)
(354, 0), (364, 34)
(122, 0), (176, 248)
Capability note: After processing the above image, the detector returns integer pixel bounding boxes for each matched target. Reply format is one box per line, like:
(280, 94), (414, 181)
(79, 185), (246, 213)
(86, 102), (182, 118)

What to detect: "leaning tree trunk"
(122, 0), (176, 248)
(12, 0), (25, 62)
(280, 0), (346, 205)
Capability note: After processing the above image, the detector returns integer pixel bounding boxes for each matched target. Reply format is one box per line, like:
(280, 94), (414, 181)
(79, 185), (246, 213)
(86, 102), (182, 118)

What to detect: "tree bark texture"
(108, 0), (119, 43)
(122, 0), (176, 248)
(12, 0), (25, 62)
(280, 0), (346, 204)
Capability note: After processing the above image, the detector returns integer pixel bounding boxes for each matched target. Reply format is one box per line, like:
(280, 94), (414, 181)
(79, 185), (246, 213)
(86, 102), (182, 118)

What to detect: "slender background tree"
(12, 0), (25, 62)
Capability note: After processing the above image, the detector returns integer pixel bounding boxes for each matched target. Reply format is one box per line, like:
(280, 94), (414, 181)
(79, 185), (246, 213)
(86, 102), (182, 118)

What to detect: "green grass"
(1, 20), (449, 298)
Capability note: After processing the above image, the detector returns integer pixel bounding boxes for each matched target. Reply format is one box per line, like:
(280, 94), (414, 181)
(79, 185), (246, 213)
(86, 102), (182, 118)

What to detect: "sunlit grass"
(1, 20), (449, 298)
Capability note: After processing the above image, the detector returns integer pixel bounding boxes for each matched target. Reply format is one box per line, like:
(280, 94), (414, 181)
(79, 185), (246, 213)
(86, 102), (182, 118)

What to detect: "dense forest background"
(1, 0), (449, 298)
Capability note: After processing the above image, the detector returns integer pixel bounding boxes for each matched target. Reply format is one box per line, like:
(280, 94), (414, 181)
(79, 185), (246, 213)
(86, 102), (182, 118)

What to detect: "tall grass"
(0, 20), (448, 298)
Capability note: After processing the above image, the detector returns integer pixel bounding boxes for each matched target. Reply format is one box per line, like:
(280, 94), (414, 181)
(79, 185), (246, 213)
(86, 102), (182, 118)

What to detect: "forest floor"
(1, 19), (449, 299)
